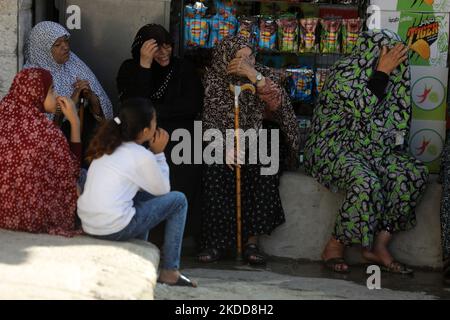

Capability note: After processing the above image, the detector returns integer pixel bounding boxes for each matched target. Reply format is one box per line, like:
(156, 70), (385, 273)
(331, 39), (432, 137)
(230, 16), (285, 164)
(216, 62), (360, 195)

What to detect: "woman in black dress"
(117, 24), (203, 243)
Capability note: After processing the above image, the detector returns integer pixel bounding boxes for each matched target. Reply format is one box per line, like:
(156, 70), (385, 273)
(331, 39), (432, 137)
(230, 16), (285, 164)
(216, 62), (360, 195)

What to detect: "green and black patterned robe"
(305, 30), (429, 248)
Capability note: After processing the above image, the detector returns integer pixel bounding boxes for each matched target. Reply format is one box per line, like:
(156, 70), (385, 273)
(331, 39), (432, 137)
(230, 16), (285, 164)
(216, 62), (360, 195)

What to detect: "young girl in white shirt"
(78, 98), (196, 287)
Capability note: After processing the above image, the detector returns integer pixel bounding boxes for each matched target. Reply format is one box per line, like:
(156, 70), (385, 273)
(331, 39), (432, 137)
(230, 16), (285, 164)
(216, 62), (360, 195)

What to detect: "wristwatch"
(255, 72), (264, 83)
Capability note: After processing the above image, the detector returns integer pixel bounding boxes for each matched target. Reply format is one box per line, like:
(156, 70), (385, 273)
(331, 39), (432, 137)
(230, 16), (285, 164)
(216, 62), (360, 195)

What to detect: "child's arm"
(135, 152), (171, 196)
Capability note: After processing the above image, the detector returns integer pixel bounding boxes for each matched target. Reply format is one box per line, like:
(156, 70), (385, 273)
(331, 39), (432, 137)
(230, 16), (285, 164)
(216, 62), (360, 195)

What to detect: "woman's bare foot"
(362, 231), (412, 274)
(322, 237), (349, 273)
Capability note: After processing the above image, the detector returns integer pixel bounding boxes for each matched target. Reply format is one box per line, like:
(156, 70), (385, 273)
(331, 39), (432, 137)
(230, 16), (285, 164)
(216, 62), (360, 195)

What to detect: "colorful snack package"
(286, 67), (314, 102)
(342, 18), (362, 55)
(258, 17), (277, 51)
(315, 68), (330, 95)
(214, 0), (237, 20)
(320, 19), (342, 54)
(277, 15), (299, 53)
(185, 2), (208, 18)
(208, 14), (238, 48)
(185, 18), (210, 48)
(299, 18), (319, 53)
(238, 16), (258, 46)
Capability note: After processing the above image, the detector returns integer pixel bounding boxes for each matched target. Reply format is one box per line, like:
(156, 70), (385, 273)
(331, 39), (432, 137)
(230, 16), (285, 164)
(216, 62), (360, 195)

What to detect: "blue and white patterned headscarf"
(24, 21), (113, 120)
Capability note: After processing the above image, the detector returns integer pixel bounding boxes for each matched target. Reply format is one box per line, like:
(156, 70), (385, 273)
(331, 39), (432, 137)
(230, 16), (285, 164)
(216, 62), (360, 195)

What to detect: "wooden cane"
(229, 83), (256, 261)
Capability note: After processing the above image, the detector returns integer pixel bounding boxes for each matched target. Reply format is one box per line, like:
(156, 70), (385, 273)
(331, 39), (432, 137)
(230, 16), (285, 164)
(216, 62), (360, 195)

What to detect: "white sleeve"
(134, 152), (171, 196)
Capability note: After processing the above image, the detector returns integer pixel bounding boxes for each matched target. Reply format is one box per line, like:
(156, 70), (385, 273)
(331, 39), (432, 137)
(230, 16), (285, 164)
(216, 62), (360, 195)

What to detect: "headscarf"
(202, 36), (299, 169)
(24, 21), (113, 119)
(0, 68), (81, 236)
(130, 24), (175, 102)
(305, 30), (412, 184)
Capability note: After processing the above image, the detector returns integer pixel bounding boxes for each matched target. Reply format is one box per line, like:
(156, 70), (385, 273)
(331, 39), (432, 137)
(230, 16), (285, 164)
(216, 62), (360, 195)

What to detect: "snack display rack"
(171, 0), (370, 164)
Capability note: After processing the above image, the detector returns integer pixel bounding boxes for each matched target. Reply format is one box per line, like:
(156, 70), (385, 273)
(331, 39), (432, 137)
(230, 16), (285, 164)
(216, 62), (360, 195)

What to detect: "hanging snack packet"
(342, 18), (362, 55)
(299, 18), (319, 53)
(184, 2), (210, 48)
(320, 19), (342, 54)
(214, 0), (237, 19)
(238, 16), (258, 46)
(258, 17), (277, 51)
(208, 14), (238, 48)
(286, 67), (314, 102)
(315, 68), (330, 95)
(185, 1), (208, 18)
(277, 15), (299, 53)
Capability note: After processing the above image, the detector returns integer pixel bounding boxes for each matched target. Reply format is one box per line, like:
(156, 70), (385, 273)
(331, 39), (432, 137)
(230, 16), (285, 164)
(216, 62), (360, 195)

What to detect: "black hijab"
(131, 24), (175, 102)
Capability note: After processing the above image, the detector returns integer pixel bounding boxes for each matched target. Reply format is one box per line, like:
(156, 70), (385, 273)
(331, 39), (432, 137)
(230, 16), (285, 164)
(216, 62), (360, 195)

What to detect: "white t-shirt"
(77, 142), (170, 236)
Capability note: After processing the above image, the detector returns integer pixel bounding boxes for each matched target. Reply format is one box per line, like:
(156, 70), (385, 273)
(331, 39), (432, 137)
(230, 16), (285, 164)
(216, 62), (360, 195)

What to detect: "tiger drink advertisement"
(378, 11), (449, 67)
(371, 0), (450, 12)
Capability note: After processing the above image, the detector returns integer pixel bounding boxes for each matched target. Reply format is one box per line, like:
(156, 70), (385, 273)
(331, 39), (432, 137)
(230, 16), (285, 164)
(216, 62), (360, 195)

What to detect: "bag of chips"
(286, 67), (314, 102)
(277, 15), (299, 53)
(315, 68), (330, 95)
(258, 17), (277, 51)
(299, 18), (319, 53)
(342, 18), (362, 55)
(214, 0), (237, 19)
(208, 14), (238, 48)
(320, 19), (342, 54)
(185, 2), (208, 19)
(238, 16), (258, 46)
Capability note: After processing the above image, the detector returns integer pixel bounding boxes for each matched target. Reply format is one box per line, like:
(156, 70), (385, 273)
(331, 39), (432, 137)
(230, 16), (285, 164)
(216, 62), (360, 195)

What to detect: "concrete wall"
(0, 0), (32, 98)
(261, 171), (444, 269)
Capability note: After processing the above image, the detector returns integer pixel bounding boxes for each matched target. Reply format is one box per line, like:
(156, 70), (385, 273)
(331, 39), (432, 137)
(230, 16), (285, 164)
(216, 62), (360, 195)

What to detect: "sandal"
(243, 243), (267, 266)
(158, 274), (197, 288)
(197, 248), (222, 263)
(380, 260), (413, 275)
(323, 257), (350, 274)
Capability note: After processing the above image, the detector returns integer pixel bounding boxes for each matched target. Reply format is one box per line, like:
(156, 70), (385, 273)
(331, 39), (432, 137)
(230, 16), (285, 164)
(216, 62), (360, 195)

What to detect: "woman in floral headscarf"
(305, 30), (429, 274)
(0, 68), (82, 236)
(198, 36), (299, 265)
(24, 21), (113, 165)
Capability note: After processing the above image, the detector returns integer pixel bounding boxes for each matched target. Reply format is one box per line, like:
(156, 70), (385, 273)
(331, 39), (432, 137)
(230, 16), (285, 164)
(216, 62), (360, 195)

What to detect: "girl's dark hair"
(86, 98), (156, 163)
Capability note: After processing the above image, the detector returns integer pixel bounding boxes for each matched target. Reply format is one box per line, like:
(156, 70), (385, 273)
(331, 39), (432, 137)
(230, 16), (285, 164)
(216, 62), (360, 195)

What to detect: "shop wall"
(0, 0), (33, 98)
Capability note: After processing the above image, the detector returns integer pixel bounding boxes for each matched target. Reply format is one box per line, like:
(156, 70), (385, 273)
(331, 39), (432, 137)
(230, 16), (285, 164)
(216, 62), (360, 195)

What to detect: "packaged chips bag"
(238, 16), (258, 46)
(277, 15), (299, 53)
(185, 18), (210, 48)
(320, 19), (342, 54)
(342, 18), (362, 55)
(214, 0), (237, 19)
(286, 67), (314, 102)
(315, 68), (330, 95)
(258, 17), (277, 51)
(299, 18), (319, 53)
(185, 1), (208, 18)
(184, 2), (209, 48)
(208, 14), (238, 48)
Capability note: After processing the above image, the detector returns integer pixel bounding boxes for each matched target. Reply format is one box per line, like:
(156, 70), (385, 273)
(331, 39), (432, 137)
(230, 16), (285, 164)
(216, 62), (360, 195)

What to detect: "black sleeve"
(117, 59), (153, 101)
(367, 70), (390, 101)
(165, 59), (204, 120)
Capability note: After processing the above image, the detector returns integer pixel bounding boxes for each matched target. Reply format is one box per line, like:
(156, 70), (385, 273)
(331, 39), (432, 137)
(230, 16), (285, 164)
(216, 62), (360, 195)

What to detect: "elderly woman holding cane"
(198, 36), (299, 265)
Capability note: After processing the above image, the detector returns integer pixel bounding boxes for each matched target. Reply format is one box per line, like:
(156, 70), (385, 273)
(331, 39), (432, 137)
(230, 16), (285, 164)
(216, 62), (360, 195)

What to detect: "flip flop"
(381, 260), (414, 275)
(323, 257), (350, 274)
(158, 274), (198, 288)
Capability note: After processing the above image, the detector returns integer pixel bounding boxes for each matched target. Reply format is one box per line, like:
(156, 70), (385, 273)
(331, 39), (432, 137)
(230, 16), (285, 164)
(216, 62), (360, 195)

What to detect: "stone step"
(261, 171), (443, 269)
(0, 230), (159, 299)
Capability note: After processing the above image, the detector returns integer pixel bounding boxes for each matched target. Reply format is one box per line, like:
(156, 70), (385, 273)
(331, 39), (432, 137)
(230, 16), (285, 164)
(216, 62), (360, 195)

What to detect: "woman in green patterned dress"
(305, 30), (429, 274)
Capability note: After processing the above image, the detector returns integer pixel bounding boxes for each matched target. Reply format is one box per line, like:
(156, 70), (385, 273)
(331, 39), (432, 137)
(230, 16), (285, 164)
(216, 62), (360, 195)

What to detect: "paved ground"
(155, 258), (450, 300)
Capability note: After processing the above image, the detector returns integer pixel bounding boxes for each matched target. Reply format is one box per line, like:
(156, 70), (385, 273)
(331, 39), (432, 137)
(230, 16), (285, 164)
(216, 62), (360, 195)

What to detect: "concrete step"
(260, 171), (443, 269)
(0, 230), (159, 299)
